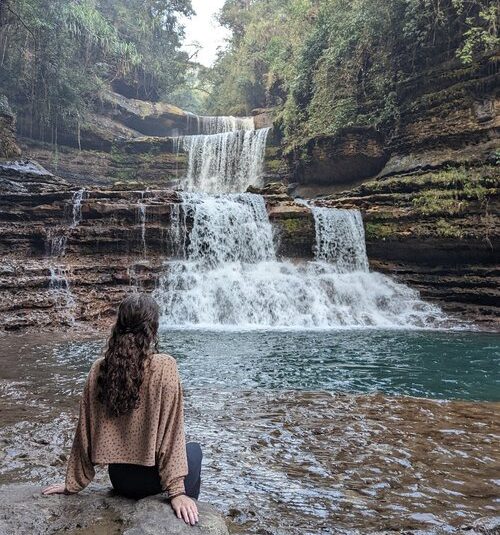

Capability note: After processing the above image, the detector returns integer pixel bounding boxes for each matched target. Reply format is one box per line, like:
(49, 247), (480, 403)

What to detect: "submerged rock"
(0, 484), (229, 535)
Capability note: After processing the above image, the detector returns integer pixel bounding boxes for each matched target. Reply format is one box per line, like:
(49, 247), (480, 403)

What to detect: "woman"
(42, 294), (201, 526)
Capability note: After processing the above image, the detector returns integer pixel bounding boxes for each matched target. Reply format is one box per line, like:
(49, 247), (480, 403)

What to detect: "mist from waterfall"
(154, 194), (445, 329)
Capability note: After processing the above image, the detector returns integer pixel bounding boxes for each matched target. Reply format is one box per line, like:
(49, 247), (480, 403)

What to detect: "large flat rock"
(0, 484), (229, 535)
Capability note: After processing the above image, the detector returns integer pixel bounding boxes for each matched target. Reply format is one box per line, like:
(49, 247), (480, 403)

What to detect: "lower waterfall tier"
(154, 192), (445, 329)
(155, 260), (445, 329)
(0, 184), (490, 331)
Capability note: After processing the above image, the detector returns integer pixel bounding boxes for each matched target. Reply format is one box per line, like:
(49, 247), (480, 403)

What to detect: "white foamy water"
(312, 206), (369, 272)
(185, 113), (254, 134)
(155, 194), (444, 329)
(175, 114), (270, 193)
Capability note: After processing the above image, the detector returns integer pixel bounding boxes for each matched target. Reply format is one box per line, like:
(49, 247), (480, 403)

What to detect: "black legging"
(108, 442), (202, 500)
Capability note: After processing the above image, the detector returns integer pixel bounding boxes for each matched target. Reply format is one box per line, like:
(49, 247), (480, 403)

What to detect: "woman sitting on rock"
(42, 294), (201, 526)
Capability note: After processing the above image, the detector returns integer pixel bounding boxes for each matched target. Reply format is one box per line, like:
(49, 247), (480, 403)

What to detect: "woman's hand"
(42, 483), (67, 495)
(170, 494), (199, 525)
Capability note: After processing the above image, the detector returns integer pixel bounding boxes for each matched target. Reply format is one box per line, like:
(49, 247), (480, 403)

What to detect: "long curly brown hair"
(97, 293), (160, 417)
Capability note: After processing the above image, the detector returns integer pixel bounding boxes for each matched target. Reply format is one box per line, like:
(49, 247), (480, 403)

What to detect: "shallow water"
(0, 330), (499, 534)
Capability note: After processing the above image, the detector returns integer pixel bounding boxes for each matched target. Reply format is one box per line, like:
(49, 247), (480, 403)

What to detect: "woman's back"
(44, 294), (200, 526)
(66, 353), (188, 496)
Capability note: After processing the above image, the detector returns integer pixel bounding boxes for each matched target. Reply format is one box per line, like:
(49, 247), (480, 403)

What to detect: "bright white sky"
(182, 0), (231, 67)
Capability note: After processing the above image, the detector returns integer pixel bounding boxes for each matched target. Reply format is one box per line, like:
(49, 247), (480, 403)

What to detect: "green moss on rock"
(365, 222), (399, 240)
(280, 217), (306, 233)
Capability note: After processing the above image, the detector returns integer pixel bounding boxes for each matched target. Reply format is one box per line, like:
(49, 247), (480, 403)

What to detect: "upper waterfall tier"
(185, 113), (255, 134)
(175, 125), (271, 194)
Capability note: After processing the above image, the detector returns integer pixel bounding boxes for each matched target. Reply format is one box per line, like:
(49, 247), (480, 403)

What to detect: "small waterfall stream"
(137, 191), (147, 257)
(46, 189), (86, 322)
(312, 206), (369, 272)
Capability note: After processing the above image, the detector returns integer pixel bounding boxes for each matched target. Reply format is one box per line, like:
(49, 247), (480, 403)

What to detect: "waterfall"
(173, 193), (275, 265)
(49, 266), (76, 323)
(186, 113), (254, 134)
(311, 206), (370, 272)
(70, 189), (85, 228)
(46, 190), (85, 322)
(154, 195), (444, 329)
(176, 114), (271, 193)
(137, 192), (147, 256)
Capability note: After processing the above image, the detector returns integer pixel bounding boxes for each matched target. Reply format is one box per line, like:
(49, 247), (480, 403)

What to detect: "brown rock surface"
(0, 95), (21, 159)
(0, 484), (228, 535)
(322, 163), (500, 329)
(295, 127), (388, 187)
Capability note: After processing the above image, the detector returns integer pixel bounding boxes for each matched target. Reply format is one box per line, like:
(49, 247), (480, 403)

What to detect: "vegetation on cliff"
(0, 0), (200, 142)
(206, 0), (499, 149)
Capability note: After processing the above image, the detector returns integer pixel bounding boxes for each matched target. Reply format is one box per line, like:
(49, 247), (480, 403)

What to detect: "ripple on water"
(0, 332), (499, 534)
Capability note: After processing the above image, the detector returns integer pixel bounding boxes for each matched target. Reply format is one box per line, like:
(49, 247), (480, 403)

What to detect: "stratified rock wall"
(0, 176), (313, 331)
(288, 53), (498, 191)
(323, 164), (499, 328)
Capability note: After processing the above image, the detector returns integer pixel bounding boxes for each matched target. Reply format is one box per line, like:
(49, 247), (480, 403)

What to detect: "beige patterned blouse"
(65, 353), (188, 497)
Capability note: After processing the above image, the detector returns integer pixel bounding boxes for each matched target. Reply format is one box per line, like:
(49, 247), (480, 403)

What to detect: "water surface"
(0, 330), (498, 534)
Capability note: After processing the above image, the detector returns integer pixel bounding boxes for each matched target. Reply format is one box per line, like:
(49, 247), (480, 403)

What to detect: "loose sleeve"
(157, 359), (188, 498)
(65, 368), (96, 493)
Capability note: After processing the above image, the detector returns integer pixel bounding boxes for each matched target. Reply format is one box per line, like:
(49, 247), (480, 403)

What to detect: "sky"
(182, 0), (231, 67)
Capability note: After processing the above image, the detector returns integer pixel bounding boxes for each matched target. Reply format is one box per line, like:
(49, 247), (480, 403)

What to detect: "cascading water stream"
(137, 191), (147, 257)
(312, 206), (369, 272)
(154, 194), (445, 329)
(46, 189), (86, 322)
(175, 113), (270, 193)
(153, 109), (446, 329)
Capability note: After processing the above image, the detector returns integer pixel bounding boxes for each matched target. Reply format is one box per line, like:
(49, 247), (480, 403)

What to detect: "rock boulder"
(0, 484), (229, 535)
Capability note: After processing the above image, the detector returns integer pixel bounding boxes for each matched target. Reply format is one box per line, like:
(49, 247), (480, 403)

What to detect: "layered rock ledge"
(0, 170), (314, 331)
(0, 484), (228, 535)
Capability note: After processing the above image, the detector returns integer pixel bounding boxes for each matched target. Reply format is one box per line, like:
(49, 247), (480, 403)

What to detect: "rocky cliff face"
(321, 163), (499, 328)
(279, 52), (499, 330)
(20, 90), (273, 188)
(8, 52), (500, 330)
(19, 89), (197, 186)
(288, 53), (498, 191)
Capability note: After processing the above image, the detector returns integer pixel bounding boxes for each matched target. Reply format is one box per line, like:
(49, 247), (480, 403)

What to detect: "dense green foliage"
(0, 0), (196, 140)
(206, 0), (499, 148)
(1, 0), (497, 146)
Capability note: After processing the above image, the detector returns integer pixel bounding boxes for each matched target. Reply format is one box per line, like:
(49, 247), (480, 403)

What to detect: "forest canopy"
(0, 0), (498, 147)
(0, 0), (200, 140)
(206, 0), (499, 148)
